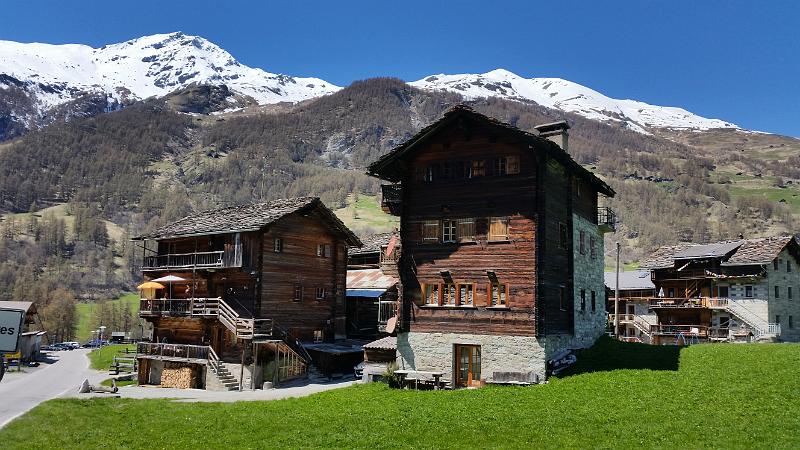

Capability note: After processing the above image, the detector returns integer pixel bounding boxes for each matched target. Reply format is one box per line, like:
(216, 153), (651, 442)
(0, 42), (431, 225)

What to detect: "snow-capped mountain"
(0, 31), (340, 110)
(411, 69), (738, 134)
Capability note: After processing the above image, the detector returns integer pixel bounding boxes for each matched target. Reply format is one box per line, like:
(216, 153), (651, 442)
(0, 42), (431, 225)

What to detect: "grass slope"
(1, 340), (798, 449)
(75, 293), (139, 342)
(334, 194), (399, 234)
(87, 344), (137, 371)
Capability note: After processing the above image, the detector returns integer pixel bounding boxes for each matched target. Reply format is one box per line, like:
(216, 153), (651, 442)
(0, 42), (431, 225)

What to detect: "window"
(580, 289), (586, 311)
(775, 286), (780, 298)
(424, 284), (439, 306)
(442, 161), (453, 180)
(315, 287), (327, 300)
(472, 160), (485, 177)
(745, 285), (753, 298)
(425, 165), (436, 182)
(591, 291), (596, 312)
(579, 230), (586, 255)
(719, 316), (730, 328)
(559, 286), (566, 311)
(442, 220), (457, 243)
(460, 161), (473, 179)
(459, 284), (474, 306)
(790, 316), (794, 329)
(789, 287), (793, 299)
(774, 259), (779, 271)
(558, 223), (568, 249)
(457, 218), (475, 242)
(718, 286), (729, 298)
(493, 157), (507, 176)
(293, 285), (302, 302)
(775, 314), (781, 325)
(788, 261), (792, 273)
(443, 284), (456, 305)
(490, 283), (507, 306)
(590, 237), (596, 259)
(667, 287), (675, 298)
(274, 237), (283, 253)
(506, 155), (520, 174)
(488, 217), (509, 241)
(317, 244), (331, 257)
(423, 220), (440, 243)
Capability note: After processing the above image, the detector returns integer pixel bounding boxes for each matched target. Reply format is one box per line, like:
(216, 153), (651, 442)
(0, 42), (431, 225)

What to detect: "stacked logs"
(160, 363), (198, 389)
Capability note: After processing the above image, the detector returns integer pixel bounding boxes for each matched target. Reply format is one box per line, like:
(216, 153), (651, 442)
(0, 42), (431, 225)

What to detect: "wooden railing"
(649, 324), (709, 337)
(139, 297), (272, 340)
(139, 298), (193, 316)
(608, 313), (635, 323)
(136, 342), (210, 361)
(378, 300), (398, 325)
(649, 298), (710, 308)
(142, 250), (242, 270)
(598, 207), (616, 231)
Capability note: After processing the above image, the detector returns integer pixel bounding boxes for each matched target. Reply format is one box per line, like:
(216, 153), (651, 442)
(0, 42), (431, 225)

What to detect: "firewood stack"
(161, 363), (197, 389)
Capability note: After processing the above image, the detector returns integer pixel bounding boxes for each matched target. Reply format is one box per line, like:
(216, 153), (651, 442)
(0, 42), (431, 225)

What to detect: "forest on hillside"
(0, 77), (797, 333)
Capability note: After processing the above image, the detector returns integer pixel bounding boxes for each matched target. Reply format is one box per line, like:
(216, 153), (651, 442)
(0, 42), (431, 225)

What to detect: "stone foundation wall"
(397, 331), (547, 384)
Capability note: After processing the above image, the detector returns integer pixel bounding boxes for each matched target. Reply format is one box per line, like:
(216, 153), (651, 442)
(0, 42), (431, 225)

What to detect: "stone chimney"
(533, 120), (570, 152)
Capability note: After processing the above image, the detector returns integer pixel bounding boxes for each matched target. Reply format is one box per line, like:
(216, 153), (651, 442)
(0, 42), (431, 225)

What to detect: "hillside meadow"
(1, 339), (797, 449)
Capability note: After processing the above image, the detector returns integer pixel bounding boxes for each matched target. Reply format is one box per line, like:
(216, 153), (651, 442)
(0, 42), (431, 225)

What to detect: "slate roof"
(640, 236), (798, 269)
(604, 271), (655, 291)
(134, 197), (361, 246)
(723, 236), (796, 266)
(348, 232), (395, 256)
(366, 104), (615, 197)
(347, 268), (398, 290)
(363, 335), (397, 350)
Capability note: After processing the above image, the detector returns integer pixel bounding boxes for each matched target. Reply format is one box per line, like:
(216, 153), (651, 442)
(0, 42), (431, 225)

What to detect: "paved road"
(0, 349), (104, 428)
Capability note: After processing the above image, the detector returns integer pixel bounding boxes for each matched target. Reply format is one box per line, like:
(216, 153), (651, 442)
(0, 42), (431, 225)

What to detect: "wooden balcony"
(136, 342), (210, 364)
(142, 249), (242, 271)
(598, 207), (616, 232)
(139, 297), (221, 317)
(380, 184), (402, 215)
(649, 324), (709, 337)
(649, 297), (711, 309)
(608, 313), (635, 323)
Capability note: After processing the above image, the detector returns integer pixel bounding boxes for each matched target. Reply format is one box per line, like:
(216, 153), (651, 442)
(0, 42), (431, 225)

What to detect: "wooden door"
(455, 345), (481, 387)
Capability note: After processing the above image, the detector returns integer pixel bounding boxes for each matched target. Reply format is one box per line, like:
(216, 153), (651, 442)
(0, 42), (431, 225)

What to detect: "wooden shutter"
(507, 155), (520, 174)
(488, 217), (509, 241)
(423, 220), (439, 242)
(457, 218), (475, 242)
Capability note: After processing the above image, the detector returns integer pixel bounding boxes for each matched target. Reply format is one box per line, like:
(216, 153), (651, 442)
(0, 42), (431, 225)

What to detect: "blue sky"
(2, 0), (799, 135)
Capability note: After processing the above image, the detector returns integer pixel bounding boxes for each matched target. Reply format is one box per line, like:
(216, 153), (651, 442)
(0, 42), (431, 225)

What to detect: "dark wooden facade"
(136, 198), (361, 358)
(368, 106), (614, 338)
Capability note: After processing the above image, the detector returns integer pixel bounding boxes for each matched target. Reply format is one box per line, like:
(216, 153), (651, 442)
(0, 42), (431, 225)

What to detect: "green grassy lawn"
(75, 293), (139, 342)
(2, 339), (798, 448)
(728, 184), (800, 213)
(334, 194), (399, 233)
(100, 378), (137, 388)
(88, 344), (137, 371)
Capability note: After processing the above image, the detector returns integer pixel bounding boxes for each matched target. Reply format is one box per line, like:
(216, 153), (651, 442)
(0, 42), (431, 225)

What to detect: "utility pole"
(614, 242), (621, 340)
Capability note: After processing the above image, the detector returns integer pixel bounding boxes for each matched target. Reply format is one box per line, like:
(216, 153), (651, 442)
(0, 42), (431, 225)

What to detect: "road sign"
(0, 307), (25, 354)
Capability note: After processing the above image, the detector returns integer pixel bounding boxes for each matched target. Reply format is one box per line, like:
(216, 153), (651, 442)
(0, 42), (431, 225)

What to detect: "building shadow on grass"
(556, 336), (681, 377)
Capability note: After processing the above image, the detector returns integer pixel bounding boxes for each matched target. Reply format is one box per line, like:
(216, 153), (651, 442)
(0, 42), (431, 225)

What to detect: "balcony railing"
(381, 184), (402, 215)
(598, 207), (616, 232)
(142, 250), (242, 271)
(136, 342), (210, 362)
(608, 313), (635, 323)
(139, 298), (222, 317)
(649, 297), (711, 308)
(649, 324), (709, 337)
(378, 300), (398, 325)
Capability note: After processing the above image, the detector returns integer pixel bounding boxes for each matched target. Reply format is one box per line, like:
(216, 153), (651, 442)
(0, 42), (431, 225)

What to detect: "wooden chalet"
(346, 232), (400, 339)
(367, 105), (615, 387)
(639, 236), (800, 344)
(604, 271), (656, 343)
(132, 197), (361, 390)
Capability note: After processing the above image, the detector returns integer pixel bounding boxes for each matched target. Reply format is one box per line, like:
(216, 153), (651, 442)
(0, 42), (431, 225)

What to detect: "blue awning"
(346, 288), (387, 298)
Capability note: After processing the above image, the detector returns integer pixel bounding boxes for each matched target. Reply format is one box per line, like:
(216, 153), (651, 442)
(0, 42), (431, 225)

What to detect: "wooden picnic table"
(394, 370), (446, 390)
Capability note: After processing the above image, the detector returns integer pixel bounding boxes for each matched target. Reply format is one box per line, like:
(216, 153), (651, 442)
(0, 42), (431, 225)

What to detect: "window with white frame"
(442, 220), (457, 243)
(274, 237), (283, 253)
(459, 283), (474, 306)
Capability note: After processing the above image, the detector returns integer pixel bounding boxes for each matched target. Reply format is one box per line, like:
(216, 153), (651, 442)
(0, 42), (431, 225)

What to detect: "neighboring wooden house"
(366, 105), (615, 386)
(346, 232), (401, 339)
(132, 197), (361, 390)
(604, 271), (656, 342)
(639, 236), (800, 344)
